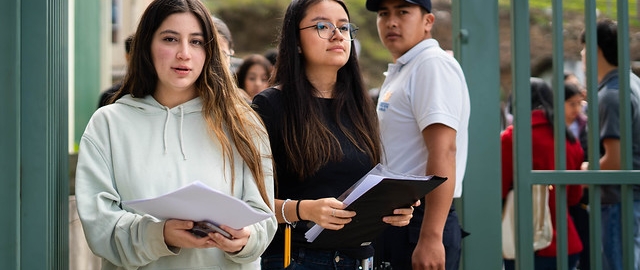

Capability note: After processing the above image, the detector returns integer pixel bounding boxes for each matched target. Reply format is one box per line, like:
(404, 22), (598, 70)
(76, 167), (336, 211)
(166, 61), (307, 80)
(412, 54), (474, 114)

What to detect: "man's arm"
(412, 123), (457, 270)
(600, 138), (621, 170)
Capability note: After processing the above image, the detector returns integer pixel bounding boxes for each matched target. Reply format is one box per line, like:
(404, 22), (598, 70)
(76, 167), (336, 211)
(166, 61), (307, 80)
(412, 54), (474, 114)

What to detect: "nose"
(387, 14), (398, 28)
(176, 41), (191, 60)
(329, 27), (346, 41)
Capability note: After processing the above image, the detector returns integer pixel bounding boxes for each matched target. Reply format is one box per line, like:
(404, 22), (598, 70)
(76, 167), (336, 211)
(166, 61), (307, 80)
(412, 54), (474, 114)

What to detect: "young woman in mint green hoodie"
(75, 0), (276, 269)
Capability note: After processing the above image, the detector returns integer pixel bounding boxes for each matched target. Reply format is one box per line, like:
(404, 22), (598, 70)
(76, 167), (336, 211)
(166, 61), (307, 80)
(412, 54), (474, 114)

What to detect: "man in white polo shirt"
(366, 0), (470, 269)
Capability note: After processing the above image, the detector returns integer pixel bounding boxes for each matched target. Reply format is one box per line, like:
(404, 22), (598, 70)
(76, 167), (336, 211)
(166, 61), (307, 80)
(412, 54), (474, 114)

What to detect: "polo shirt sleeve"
(410, 53), (466, 132)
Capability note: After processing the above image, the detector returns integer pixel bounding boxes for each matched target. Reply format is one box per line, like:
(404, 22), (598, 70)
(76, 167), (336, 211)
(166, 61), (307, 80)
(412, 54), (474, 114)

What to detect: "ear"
(424, 13), (435, 34)
(422, 13), (436, 31)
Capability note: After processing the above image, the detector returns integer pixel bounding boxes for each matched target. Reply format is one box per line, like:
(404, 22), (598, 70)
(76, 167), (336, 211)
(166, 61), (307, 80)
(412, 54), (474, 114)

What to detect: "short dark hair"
(581, 19), (618, 66)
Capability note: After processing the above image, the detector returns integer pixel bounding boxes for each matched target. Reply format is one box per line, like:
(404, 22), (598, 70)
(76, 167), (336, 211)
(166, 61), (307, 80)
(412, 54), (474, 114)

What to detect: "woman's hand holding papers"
(382, 200), (420, 227)
(163, 219), (249, 253)
(300, 198), (356, 230)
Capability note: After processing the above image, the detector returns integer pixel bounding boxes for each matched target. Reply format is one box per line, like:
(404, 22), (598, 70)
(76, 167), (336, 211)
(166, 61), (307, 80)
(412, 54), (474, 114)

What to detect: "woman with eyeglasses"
(252, 0), (415, 269)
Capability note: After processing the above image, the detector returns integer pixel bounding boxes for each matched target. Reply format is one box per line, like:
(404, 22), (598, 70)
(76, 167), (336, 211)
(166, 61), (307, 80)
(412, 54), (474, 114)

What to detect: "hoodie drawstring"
(163, 107), (170, 154)
(162, 106), (187, 160)
(179, 106), (187, 160)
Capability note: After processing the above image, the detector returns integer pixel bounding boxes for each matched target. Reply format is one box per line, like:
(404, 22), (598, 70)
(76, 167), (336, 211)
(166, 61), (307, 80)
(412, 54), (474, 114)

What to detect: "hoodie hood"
(116, 94), (203, 160)
(116, 94), (203, 115)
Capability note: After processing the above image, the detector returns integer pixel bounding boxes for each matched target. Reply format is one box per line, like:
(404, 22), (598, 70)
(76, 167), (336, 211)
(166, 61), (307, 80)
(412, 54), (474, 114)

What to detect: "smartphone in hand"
(190, 221), (232, 239)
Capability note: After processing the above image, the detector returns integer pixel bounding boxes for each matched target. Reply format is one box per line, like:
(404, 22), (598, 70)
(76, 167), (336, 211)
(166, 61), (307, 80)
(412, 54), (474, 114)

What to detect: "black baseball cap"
(365, 0), (431, 13)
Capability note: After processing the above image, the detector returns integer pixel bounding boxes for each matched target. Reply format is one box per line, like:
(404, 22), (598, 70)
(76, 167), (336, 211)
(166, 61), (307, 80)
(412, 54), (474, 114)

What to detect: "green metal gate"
(459, 1), (639, 269)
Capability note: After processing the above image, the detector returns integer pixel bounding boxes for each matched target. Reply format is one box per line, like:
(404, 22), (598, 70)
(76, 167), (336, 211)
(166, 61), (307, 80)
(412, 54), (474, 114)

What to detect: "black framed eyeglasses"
(300, 22), (358, 41)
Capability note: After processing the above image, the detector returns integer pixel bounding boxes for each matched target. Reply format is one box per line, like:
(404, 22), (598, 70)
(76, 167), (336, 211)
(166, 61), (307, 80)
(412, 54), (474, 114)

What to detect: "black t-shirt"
(252, 88), (375, 259)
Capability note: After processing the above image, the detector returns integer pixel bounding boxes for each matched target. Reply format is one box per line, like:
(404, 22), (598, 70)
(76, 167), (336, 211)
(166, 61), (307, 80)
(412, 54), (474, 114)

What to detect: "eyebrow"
(307, 16), (349, 23)
(158, 29), (204, 37)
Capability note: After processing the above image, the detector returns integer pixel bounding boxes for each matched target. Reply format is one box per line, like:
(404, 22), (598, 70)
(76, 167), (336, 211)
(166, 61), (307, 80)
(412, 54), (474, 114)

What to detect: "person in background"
(264, 48), (278, 67)
(501, 78), (584, 270)
(580, 18), (640, 270)
(564, 81), (588, 156)
(366, 0), (471, 269)
(252, 0), (416, 268)
(565, 73), (587, 101)
(211, 15), (242, 72)
(564, 81), (591, 270)
(75, 0), (276, 268)
(235, 54), (272, 102)
(98, 34), (134, 108)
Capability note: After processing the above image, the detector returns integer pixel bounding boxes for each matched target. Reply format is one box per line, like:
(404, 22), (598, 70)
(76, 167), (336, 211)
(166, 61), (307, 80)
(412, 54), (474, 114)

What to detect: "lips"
(172, 66), (191, 75)
(328, 45), (345, 52)
(385, 33), (401, 39)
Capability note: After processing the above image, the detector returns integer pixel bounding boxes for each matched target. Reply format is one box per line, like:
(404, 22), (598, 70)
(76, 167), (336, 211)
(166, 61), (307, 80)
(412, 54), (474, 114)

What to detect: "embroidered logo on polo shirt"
(377, 90), (393, 112)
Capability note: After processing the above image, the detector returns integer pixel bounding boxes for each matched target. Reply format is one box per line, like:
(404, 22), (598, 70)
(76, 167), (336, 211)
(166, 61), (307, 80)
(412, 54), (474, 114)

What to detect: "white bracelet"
(282, 199), (293, 225)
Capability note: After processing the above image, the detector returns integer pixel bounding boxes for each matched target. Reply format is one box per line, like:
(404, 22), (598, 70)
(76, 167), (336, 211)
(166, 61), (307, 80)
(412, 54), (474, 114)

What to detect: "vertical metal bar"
(551, 0), (566, 172)
(511, 0), (534, 269)
(621, 184), (635, 270)
(615, 2), (634, 270)
(584, 1), (600, 167)
(555, 185), (569, 270)
(588, 185), (602, 270)
(551, 1), (568, 269)
(617, 0), (632, 171)
(583, 1), (602, 270)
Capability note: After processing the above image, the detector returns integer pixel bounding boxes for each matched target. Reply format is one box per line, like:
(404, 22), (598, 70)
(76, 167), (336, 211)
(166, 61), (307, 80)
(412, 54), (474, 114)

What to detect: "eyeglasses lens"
(316, 22), (357, 41)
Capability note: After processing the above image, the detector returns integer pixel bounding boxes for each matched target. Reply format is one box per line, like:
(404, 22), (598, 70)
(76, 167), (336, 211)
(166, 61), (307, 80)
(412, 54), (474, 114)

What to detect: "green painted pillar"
(0, 0), (70, 269)
(74, 0), (102, 150)
(0, 0), (20, 267)
(452, 1), (503, 269)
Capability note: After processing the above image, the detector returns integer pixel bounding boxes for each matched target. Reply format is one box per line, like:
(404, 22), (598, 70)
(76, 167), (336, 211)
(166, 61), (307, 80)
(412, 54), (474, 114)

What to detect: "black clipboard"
(307, 168), (447, 248)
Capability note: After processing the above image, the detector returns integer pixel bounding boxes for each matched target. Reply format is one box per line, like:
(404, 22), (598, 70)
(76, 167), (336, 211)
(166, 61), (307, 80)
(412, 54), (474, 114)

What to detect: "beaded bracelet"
(296, 200), (304, 221)
(282, 199), (293, 225)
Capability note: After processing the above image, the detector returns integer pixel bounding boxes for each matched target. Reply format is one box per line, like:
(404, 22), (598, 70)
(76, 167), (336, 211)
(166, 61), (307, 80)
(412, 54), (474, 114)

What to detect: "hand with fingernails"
(163, 219), (249, 253)
(298, 198), (420, 230)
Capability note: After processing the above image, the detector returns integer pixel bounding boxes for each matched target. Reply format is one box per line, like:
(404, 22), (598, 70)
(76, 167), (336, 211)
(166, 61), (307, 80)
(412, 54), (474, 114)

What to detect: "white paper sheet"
(123, 181), (273, 229)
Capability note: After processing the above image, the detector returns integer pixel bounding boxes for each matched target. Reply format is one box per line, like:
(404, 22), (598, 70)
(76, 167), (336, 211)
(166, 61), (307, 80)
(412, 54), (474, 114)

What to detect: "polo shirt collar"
(396, 38), (438, 66)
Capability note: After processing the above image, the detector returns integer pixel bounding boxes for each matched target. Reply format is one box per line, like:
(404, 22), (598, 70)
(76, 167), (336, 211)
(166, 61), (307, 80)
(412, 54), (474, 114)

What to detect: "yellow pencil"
(284, 224), (291, 268)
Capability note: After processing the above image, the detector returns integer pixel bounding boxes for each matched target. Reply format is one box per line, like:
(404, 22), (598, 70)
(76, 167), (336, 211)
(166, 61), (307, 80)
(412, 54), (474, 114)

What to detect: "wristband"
(296, 200), (304, 221)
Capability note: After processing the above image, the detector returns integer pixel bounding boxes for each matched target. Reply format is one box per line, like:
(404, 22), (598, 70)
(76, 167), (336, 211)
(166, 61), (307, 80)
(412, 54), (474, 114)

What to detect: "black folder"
(307, 174), (447, 249)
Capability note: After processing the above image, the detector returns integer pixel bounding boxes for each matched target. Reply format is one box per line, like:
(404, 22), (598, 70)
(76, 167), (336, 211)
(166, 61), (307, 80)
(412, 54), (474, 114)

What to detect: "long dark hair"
(530, 77), (576, 143)
(273, 0), (381, 178)
(111, 0), (271, 208)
